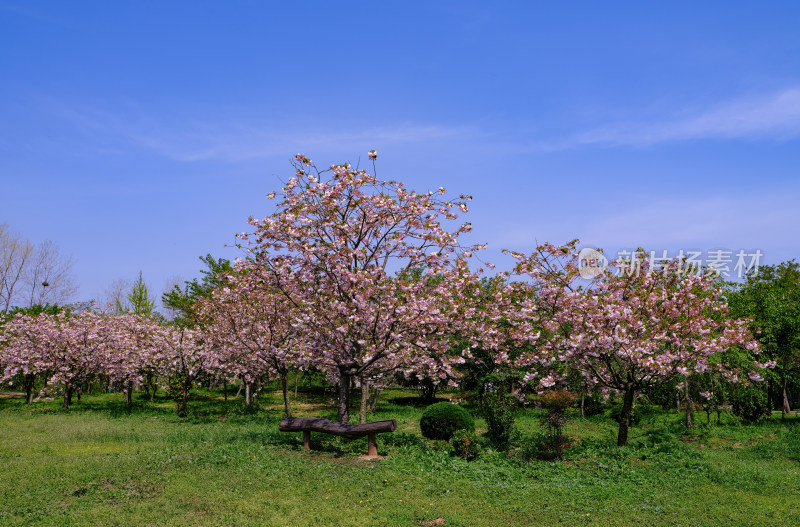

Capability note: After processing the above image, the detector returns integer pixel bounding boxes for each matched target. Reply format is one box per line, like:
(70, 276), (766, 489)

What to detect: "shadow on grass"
(386, 396), (450, 407)
(0, 391), (293, 427)
(273, 427), (430, 458)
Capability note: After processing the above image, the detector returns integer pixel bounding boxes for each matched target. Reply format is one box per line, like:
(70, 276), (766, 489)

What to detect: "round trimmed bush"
(420, 402), (475, 440)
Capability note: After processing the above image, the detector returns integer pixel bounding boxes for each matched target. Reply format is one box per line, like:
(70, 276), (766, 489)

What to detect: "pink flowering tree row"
(230, 151), (767, 433)
(0, 310), (210, 413)
(0, 151), (770, 439)
(1, 310), (115, 408)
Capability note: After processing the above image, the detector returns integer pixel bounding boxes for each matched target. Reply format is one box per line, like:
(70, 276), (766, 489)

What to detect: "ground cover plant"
(0, 385), (798, 527)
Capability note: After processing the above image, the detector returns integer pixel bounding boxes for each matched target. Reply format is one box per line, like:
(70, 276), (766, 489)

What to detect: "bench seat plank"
(279, 417), (397, 440)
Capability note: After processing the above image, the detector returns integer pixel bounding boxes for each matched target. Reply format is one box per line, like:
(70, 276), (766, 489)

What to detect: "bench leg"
(367, 433), (378, 457)
(303, 430), (311, 450)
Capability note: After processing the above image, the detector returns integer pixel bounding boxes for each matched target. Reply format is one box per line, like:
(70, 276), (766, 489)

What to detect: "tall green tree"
(162, 255), (232, 327)
(728, 261), (800, 418)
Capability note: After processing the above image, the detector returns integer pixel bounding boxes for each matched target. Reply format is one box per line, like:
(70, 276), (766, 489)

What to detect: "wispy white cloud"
(45, 101), (484, 163)
(134, 123), (480, 163)
(575, 88), (800, 146)
(47, 87), (800, 162)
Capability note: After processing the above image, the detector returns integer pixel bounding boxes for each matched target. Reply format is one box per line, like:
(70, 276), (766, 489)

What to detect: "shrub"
(482, 391), (516, 449)
(520, 430), (574, 461)
(451, 428), (481, 461)
(166, 376), (189, 403)
(166, 375), (193, 417)
(419, 402), (475, 440)
(539, 390), (576, 414)
(537, 390), (577, 460)
(731, 386), (771, 422)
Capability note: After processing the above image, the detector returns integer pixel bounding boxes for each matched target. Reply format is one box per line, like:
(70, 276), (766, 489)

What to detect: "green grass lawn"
(0, 387), (798, 526)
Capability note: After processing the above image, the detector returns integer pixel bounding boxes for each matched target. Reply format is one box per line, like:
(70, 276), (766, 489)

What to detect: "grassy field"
(0, 386), (798, 526)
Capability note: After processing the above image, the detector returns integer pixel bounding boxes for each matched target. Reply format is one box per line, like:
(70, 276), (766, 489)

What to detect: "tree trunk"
(369, 387), (380, 412)
(24, 374), (35, 404)
(616, 386), (636, 447)
(685, 381), (692, 430)
(125, 381), (133, 407)
(223, 379), (228, 401)
(782, 376), (791, 419)
(421, 378), (437, 401)
(580, 391), (585, 418)
(244, 382), (253, 407)
(281, 371), (292, 417)
(63, 385), (73, 410)
(177, 380), (190, 417)
(337, 368), (351, 424)
(359, 378), (369, 424)
(235, 381), (243, 399)
(143, 373), (156, 402)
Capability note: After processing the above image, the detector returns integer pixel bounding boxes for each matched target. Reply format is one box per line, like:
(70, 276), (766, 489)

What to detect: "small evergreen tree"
(116, 271), (156, 316)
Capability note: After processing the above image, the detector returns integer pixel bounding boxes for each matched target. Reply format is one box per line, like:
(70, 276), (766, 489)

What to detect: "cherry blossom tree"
(413, 272), (528, 403)
(237, 152), (487, 423)
(100, 314), (161, 406)
(154, 324), (211, 417)
(0, 310), (111, 409)
(1, 312), (53, 403)
(510, 244), (764, 446)
(196, 269), (307, 414)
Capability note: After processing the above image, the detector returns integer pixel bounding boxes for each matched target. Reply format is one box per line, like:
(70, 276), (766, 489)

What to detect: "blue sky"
(2, 1), (799, 307)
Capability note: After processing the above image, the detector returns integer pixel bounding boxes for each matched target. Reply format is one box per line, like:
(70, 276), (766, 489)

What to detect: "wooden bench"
(279, 417), (397, 458)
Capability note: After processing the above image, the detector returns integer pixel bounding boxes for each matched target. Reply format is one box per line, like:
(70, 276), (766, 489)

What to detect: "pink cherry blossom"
(235, 152), (488, 423)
